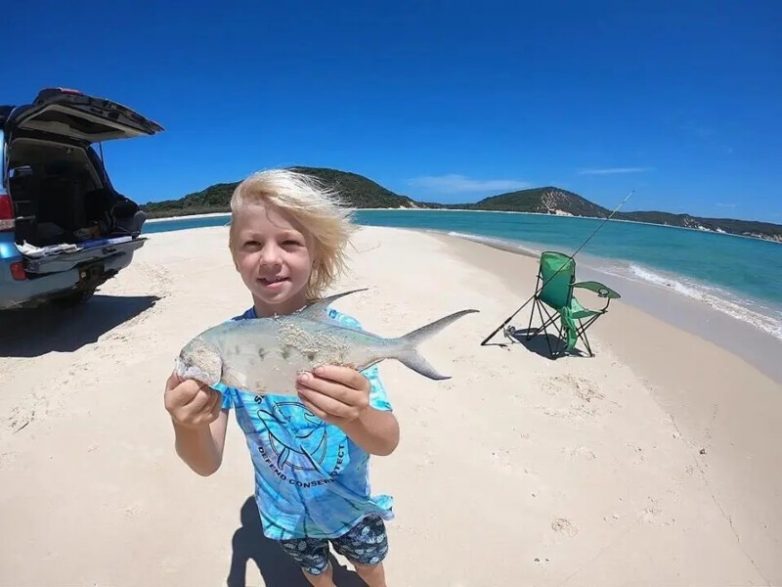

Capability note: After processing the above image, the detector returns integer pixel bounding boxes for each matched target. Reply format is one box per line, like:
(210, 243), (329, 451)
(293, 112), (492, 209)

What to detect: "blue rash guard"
(214, 306), (394, 540)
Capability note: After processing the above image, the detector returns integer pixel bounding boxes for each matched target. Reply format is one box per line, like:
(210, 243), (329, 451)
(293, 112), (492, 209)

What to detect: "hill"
(615, 211), (782, 242)
(141, 167), (782, 243)
(470, 187), (611, 217)
(142, 167), (420, 218)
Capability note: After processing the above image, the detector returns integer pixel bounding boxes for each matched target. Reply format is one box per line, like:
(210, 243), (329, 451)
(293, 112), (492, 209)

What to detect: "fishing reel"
(502, 324), (519, 343)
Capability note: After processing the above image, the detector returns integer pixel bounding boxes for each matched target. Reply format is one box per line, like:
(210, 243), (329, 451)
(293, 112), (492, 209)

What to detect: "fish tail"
(392, 309), (479, 380)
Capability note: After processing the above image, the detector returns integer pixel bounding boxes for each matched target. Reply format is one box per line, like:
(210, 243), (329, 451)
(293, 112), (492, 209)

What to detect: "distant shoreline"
(143, 208), (781, 244)
(145, 211), (231, 223)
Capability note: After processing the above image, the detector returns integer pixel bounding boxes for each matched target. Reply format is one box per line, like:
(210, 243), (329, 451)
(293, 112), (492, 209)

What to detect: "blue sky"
(2, 0), (780, 222)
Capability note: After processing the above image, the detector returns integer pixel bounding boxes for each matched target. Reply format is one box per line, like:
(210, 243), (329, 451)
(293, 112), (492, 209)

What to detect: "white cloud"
(578, 167), (652, 175)
(408, 174), (529, 194)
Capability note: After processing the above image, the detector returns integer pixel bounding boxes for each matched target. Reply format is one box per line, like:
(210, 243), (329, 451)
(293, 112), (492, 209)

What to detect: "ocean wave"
(438, 227), (782, 342)
(623, 264), (782, 342)
(627, 265), (708, 299)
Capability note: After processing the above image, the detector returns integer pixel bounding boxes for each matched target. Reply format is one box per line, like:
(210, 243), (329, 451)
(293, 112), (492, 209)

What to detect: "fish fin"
(296, 288), (368, 321)
(393, 309), (479, 380)
(277, 447), (290, 468)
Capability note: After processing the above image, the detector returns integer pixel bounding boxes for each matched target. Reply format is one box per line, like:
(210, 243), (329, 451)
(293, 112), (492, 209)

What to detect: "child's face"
(231, 203), (314, 316)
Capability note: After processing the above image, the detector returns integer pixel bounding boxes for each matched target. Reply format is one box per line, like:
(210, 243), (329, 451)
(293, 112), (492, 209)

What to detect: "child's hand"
(164, 371), (223, 429)
(296, 365), (371, 425)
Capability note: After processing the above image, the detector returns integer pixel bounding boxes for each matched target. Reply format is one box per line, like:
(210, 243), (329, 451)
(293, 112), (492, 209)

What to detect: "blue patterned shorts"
(278, 515), (389, 575)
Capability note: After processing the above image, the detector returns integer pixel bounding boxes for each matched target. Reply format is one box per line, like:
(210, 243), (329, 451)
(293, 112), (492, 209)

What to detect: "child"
(164, 169), (399, 587)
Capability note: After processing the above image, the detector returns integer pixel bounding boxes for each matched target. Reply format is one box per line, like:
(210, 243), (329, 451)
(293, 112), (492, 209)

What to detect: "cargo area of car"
(7, 137), (144, 248)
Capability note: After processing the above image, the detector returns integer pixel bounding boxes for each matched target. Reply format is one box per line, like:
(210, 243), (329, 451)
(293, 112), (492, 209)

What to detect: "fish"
(174, 288), (479, 396)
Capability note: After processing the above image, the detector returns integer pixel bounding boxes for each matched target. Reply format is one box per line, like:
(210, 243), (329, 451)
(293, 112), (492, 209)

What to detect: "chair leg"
(525, 298), (537, 340)
(543, 308), (556, 357)
(528, 302), (607, 358)
(525, 275), (544, 340)
(526, 299), (556, 339)
(539, 304), (563, 357)
(553, 319), (566, 357)
(574, 314), (603, 357)
(524, 298), (560, 357)
(578, 319), (593, 356)
(525, 296), (577, 359)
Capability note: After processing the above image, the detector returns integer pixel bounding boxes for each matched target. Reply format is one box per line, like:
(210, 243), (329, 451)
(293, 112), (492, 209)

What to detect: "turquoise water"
(144, 210), (782, 340)
(144, 215), (231, 232)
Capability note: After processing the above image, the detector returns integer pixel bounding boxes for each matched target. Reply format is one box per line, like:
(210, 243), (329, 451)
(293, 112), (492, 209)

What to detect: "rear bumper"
(0, 239), (144, 309)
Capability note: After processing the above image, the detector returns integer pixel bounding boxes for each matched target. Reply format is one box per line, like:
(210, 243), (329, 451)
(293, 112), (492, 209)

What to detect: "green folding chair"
(512, 251), (620, 357)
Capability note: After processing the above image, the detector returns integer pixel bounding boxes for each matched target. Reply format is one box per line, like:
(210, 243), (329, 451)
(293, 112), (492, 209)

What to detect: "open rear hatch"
(20, 236), (147, 274)
(3, 88), (163, 255)
(5, 87), (163, 143)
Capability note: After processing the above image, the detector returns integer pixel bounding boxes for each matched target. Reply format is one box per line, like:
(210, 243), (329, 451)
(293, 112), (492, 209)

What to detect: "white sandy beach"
(1, 225), (780, 587)
(146, 211), (232, 223)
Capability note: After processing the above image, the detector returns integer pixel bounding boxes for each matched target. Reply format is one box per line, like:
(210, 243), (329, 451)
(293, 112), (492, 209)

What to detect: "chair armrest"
(574, 281), (621, 299)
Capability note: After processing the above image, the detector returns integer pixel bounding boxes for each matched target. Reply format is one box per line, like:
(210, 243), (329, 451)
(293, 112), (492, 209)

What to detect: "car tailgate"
(23, 237), (146, 274)
(5, 88), (163, 143)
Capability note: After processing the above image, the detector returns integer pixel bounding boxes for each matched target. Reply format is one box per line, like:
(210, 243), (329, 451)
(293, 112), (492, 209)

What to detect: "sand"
(1, 225), (780, 587)
(146, 211), (231, 223)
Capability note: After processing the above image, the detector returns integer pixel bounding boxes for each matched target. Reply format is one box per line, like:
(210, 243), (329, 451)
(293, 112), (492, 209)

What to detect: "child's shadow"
(227, 497), (366, 587)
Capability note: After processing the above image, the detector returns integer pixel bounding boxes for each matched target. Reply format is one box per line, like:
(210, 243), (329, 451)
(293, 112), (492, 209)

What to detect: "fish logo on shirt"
(256, 401), (329, 473)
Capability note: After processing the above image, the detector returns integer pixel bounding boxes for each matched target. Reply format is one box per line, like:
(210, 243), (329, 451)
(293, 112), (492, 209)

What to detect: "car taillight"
(10, 261), (27, 281)
(0, 194), (15, 232)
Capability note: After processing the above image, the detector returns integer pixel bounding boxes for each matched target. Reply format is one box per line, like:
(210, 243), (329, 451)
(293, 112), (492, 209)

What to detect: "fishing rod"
(479, 189), (635, 347)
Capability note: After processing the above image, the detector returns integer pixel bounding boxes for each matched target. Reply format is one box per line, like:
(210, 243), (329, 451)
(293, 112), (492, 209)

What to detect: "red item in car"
(10, 261), (27, 281)
(0, 194), (15, 231)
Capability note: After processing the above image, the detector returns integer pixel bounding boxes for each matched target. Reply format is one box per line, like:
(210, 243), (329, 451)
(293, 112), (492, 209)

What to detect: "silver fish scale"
(277, 320), (355, 367)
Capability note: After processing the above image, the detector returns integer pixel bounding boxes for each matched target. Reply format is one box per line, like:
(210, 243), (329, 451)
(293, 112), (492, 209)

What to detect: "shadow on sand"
(0, 294), (159, 357)
(503, 327), (588, 360)
(227, 497), (366, 587)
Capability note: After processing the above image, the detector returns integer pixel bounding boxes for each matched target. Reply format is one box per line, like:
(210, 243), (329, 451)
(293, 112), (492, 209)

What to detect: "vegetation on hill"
(141, 167), (782, 243)
(614, 211), (782, 242)
(141, 167), (418, 218)
(471, 187), (611, 217)
(141, 182), (237, 218)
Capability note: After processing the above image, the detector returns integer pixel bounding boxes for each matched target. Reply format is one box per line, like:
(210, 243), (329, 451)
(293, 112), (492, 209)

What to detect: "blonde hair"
(229, 168), (355, 300)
